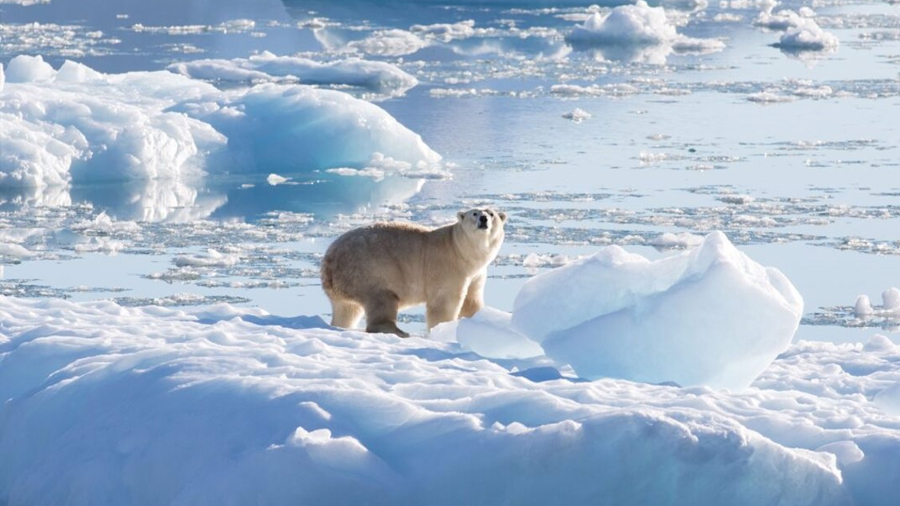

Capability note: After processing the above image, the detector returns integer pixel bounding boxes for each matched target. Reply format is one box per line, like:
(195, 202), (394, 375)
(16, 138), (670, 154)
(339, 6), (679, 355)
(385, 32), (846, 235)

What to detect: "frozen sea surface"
(1, 0), (900, 503)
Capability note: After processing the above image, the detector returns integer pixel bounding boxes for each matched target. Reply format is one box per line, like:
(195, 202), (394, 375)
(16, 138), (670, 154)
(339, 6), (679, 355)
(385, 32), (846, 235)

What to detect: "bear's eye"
(487, 211), (494, 217)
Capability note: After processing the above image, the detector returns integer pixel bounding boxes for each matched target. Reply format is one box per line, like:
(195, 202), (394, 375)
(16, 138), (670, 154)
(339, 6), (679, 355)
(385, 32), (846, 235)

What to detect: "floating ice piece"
(349, 29), (427, 56)
(267, 173), (288, 185)
(512, 232), (804, 389)
(854, 295), (874, 317)
(410, 20), (476, 42)
(173, 249), (240, 268)
(562, 108), (592, 122)
(883, 288), (900, 311)
(168, 52), (419, 97)
(431, 307), (543, 359)
(851, 288), (900, 319)
(753, 9), (806, 31)
(567, 1), (678, 46)
(564, 1), (724, 62)
(774, 18), (839, 52)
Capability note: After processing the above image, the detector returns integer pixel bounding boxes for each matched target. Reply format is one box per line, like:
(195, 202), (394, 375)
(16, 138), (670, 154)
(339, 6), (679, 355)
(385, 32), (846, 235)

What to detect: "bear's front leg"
(425, 284), (467, 330)
(459, 271), (486, 318)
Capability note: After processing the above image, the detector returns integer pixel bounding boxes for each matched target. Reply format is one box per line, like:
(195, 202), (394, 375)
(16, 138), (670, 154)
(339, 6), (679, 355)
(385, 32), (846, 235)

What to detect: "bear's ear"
(498, 211), (507, 222)
(457, 210), (466, 222)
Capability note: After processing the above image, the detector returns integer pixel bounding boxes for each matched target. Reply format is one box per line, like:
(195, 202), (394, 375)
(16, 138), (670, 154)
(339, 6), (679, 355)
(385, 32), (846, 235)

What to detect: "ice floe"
(0, 294), (898, 505)
(167, 51), (418, 97)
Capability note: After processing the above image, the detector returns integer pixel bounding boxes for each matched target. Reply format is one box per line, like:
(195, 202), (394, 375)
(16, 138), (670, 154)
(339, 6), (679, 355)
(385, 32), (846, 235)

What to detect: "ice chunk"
(883, 288), (900, 311)
(565, 0), (724, 62)
(349, 29), (427, 57)
(5, 54), (55, 83)
(512, 232), (804, 389)
(431, 307), (544, 359)
(854, 295), (874, 317)
(562, 108), (592, 122)
(775, 18), (839, 52)
(567, 2), (678, 47)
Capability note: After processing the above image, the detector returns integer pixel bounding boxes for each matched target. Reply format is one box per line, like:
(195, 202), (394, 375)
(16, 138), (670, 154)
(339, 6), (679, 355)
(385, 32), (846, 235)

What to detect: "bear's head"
(457, 207), (507, 238)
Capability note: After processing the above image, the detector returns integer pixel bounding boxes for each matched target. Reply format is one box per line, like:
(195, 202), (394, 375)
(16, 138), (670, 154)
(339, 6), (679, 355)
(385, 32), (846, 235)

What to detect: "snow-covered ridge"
(1, 294), (898, 505)
(0, 55), (440, 189)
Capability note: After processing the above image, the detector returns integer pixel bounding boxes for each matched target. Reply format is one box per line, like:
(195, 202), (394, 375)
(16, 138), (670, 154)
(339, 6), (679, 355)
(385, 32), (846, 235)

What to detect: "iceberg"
(511, 232), (804, 389)
(0, 56), (441, 189)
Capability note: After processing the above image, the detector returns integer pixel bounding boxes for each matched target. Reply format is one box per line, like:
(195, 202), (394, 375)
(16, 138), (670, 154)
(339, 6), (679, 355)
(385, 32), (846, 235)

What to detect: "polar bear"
(320, 208), (507, 337)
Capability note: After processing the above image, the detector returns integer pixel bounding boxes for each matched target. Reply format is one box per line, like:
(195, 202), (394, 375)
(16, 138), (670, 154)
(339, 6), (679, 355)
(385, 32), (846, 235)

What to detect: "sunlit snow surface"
(1, 0), (900, 501)
(1, 295), (899, 505)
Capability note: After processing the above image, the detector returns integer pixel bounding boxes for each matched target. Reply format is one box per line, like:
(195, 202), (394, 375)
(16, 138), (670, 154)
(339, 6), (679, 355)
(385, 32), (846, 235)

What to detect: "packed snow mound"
(5, 296), (893, 506)
(565, 0), (724, 58)
(168, 52), (418, 97)
(511, 232), (804, 389)
(0, 56), (440, 188)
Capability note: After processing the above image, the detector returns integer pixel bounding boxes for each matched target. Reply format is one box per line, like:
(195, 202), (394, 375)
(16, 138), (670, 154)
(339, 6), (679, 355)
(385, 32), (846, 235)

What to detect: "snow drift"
(0, 55), (440, 188)
(511, 232), (804, 389)
(6, 295), (899, 506)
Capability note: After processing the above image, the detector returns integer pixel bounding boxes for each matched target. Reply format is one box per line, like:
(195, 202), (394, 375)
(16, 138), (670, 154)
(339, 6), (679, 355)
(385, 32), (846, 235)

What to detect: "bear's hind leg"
(364, 291), (409, 338)
(330, 298), (364, 329)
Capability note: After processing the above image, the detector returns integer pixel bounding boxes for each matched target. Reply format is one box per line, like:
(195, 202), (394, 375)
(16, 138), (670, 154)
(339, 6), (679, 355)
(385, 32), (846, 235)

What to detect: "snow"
(511, 232), (804, 389)
(1, 295), (899, 505)
(167, 52), (419, 97)
(0, 56), (440, 188)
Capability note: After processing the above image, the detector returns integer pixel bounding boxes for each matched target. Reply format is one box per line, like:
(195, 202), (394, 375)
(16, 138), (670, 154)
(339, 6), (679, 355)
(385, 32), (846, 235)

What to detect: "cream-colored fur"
(321, 208), (507, 337)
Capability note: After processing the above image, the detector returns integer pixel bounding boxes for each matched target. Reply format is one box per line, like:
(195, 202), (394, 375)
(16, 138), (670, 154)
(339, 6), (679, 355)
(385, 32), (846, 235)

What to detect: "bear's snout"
(478, 215), (489, 228)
